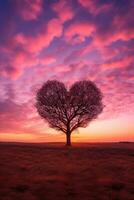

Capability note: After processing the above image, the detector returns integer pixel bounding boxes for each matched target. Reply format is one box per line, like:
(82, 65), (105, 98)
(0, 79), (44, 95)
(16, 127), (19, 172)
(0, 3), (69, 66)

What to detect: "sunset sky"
(0, 0), (134, 143)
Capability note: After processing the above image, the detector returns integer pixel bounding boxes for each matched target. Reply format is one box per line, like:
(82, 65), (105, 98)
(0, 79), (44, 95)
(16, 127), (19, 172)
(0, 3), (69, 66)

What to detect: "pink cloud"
(0, 18), (61, 79)
(78, 0), (112, 15)
(54, 64), (71, 73)
(94, 30), (134, 48)
(0, 99), (28, 133)
(74, 2), (134, 49)
(0, 50), (39, 79)
(16, 0), (43, 21)
(52, 0), (74, 23)
(102, 55), (133, 69)
(12, 51), (36, 69)
(14, 18), (63, 53)
(0, 98), (43, 135)
(40, 56), (56, 65)
(0, 66), (19, 80)
(112, 15), (134, 41)
(80, 27), (134, 59)
(93, 10), (134, 48)
(64, 22), (95, 43)
(51, 62), (91, 85)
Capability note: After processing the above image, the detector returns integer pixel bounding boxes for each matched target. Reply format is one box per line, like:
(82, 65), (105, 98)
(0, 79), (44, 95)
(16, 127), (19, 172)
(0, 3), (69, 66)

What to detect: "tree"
(35, 80), (103, 146)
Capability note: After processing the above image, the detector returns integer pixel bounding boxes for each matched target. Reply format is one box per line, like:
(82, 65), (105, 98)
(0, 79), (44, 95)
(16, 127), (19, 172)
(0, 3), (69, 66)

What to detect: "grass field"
(0, 142), (134, 200)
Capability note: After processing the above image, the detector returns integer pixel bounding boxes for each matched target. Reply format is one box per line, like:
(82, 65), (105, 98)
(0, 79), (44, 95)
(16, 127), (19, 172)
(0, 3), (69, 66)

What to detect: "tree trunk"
(66, 133), (71, 146)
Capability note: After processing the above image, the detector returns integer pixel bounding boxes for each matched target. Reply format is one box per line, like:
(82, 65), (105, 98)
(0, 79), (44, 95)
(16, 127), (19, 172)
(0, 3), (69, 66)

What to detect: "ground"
(0, 142), (134, 200)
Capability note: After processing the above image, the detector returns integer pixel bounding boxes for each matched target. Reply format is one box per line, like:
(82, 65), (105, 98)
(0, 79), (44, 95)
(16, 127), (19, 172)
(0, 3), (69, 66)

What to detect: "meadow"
(0, 142), (134, 200)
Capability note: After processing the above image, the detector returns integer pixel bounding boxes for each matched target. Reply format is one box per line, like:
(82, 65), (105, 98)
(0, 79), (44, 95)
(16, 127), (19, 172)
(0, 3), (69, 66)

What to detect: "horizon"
(0, 0), (134, 143)
(0, 141), (133, 144)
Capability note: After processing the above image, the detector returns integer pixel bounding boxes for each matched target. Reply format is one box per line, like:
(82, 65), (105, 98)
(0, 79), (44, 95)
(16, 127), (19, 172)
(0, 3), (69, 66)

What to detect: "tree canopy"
(36, 80), (103, 146)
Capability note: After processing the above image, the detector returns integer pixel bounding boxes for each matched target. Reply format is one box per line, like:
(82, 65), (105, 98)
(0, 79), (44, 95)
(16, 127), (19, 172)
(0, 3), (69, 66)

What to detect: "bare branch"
(35, 80), (103, 145)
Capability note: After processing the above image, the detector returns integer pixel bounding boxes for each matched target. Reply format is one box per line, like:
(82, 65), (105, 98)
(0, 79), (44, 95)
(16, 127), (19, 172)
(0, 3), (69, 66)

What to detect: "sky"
(0, 0), (134, 143)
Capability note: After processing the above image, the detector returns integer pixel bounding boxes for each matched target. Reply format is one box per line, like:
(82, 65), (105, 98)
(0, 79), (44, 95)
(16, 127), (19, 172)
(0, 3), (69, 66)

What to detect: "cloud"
(0, 82), (48, 135)
(0, 99), (27, 133)
(101, 55), (134, 69)
(0, 50), (38, 79)
(64, 21), (95, 43)
(0, 66), (18, 80)
(14, 18), (63, 53)
(74, 1), (134, 50)
(0, 18), (63, 79)
(40, 56), (56, 65)
(92, 2), (134, 47)
(0, 99), (42, 134)
(64, 48), (84, 63)
(78, 0), (112, 15)
(12, 51), (38, 69)
(52, 0), (74, 23)
(49, 61), (93, 86)
(94, 29), (134, 48)
(16, 0), (43, 21)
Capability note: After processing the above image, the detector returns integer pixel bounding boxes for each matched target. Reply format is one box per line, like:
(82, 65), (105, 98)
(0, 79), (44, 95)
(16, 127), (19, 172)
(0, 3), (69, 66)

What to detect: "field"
(0, 142), (134, 200)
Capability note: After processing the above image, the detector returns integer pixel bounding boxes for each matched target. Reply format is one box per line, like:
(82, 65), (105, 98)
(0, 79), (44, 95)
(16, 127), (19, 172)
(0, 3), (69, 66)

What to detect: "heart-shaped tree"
(36, 80), (103, 146)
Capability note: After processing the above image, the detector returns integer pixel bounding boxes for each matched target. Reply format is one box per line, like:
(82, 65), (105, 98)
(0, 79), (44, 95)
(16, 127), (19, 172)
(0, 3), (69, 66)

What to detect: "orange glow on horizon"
(0, 116), (133, 143)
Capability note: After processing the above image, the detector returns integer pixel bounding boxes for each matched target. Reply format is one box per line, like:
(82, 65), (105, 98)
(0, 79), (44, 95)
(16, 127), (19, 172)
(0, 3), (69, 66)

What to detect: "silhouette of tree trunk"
(66, 132), (71, 146)
(66, 122), (71, 146)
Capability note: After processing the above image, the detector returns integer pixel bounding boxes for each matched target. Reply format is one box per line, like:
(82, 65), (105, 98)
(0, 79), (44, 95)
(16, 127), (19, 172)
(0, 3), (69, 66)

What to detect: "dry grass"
(0, 142), (134, 200)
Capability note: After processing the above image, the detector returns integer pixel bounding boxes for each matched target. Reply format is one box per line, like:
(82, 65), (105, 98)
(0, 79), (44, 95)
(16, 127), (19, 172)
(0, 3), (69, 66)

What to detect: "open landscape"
(0, 142), (134, 200)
